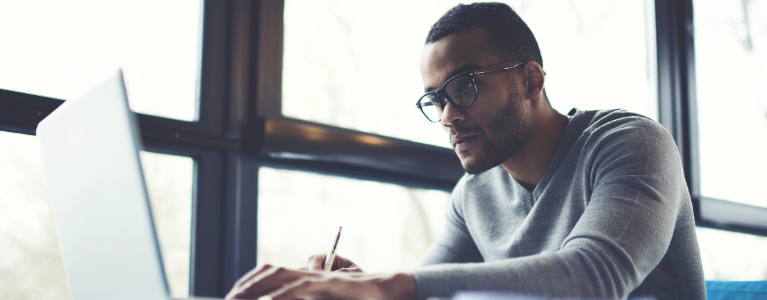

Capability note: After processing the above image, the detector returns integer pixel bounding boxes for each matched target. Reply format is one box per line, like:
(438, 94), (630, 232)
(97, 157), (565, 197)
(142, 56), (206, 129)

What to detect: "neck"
(501, 106), (569, 191)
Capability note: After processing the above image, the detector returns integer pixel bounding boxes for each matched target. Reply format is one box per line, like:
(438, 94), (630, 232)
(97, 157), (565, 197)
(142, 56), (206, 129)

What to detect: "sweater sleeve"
(412, 118), (685, 299)
(418, 176), (484, 266)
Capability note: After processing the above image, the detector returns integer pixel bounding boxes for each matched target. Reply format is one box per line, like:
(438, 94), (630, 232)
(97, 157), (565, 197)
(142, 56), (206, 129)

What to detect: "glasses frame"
(416, 61), (529, 123)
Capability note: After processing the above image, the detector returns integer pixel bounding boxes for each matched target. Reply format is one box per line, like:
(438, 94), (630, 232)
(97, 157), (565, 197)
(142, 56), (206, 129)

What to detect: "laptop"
(37, 70), (221, 300)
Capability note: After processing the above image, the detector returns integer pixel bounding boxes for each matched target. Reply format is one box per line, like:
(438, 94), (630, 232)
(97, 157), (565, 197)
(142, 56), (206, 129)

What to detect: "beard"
(455, 84), (529, 174)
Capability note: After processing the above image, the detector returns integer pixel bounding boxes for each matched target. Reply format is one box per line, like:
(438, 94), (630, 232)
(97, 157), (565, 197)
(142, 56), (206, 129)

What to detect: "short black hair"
(426, 2), (543, 68)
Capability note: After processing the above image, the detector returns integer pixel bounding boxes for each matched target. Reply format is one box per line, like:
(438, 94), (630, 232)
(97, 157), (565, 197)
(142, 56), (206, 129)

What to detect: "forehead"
(420, 27), (500, 89)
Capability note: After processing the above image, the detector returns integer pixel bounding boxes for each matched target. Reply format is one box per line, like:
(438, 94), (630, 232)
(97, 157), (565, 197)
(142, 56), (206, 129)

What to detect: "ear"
(522, 61), (545, 101)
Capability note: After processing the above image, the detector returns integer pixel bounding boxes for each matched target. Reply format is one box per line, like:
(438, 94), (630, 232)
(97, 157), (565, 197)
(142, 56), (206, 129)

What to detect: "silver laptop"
(37, 70), (220, 300)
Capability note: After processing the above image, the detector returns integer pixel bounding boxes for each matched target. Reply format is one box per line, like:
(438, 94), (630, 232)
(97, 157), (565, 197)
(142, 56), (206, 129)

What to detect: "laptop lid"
(37, 70), (170, 300)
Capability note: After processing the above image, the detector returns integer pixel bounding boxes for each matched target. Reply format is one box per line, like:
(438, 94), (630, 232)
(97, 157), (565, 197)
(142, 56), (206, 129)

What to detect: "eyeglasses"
(416, 61), (527, 123)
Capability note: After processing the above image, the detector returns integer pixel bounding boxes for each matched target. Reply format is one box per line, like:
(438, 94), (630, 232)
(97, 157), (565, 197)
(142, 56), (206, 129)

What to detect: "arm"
(413, 119), (686, 299)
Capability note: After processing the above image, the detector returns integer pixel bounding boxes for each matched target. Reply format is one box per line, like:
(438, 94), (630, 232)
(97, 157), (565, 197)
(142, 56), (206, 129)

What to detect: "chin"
(460, 158), (495, 175)
(463, 165), (492, 175)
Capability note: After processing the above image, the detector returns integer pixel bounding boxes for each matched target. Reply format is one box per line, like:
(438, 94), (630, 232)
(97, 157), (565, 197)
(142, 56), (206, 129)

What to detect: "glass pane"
(694, 0), (767, 208)
(697, 227), (767, 280)
(139, 151), (195, 298)
(258, 167), (451, 272)
(0, 131), (70, 299)
(0, 0), (203, 121)
(0, 130), (194, 299)
(282, 0), (657, 148)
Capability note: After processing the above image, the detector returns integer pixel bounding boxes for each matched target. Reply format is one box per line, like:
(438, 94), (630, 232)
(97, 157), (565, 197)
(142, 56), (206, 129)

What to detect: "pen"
(323, 226), (342, 272)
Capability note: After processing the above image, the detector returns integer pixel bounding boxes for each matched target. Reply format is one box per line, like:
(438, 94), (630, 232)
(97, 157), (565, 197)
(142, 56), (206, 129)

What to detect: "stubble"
(461, 83), (529, 174)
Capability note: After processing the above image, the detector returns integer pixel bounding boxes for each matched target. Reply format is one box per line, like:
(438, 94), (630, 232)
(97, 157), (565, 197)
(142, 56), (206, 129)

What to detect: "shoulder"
(569, 109), (682, 178)
(575, 109), (665, 135)
(572, 109), (675, 151)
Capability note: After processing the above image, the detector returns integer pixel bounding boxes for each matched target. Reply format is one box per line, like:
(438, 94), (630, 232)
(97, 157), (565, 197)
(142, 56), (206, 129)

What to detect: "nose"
(440, 99), (466, 127)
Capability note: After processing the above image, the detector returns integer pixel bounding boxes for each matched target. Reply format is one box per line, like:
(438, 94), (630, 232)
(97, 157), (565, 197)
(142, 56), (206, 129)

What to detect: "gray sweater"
(412, 109), (706, 300)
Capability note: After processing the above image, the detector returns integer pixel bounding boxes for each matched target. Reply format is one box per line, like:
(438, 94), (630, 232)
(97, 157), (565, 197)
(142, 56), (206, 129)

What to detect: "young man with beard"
(225, 3), (706, 300)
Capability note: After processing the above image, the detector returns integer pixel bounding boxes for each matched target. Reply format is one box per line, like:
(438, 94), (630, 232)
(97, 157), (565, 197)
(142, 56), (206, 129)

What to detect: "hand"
(306, 254), (364, 272)
(225, 264), (417, 300)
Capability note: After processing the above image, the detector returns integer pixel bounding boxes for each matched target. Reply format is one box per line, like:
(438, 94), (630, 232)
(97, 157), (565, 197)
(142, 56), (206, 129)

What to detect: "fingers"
(332, 256), (363, 273)
(335, 265), (363, 273)
(268, 275), (391, 300)
(232, 264), (274, 289)
(250, 271), (410, 300)
(226, 265), (314, 300)
(331, 255), (350, 271)
(306, 254), (326, 271)
(307, 254), (360, 272)
(269, 278), (334, 300)
(270, 277), (372, 300)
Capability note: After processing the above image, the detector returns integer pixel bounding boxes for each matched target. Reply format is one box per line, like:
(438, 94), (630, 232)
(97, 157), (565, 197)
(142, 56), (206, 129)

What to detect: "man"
(226, 3), (705, 300)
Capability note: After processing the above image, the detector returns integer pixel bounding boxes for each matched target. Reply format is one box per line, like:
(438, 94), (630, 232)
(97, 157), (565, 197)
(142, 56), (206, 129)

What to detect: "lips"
(452, 133), (479, 151)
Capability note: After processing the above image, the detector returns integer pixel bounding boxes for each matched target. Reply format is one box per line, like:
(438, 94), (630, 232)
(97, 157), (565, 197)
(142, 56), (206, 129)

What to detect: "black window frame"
(1, 0), (766, 297)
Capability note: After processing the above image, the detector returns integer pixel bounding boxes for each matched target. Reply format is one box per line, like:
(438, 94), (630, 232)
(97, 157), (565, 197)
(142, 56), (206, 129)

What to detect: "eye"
(447, 77), (476, 106)
(419, 94), (443, 109)
(459, 79), (474, 90)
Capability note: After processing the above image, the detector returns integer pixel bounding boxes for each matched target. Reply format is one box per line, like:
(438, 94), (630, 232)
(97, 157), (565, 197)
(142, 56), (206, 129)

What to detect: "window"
(0, 0), (203, 121)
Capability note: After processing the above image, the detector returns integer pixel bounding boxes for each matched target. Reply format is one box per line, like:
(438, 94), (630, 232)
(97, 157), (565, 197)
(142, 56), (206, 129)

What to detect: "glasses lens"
(418, 94), (442, 122)
(445, 76), (476, 107)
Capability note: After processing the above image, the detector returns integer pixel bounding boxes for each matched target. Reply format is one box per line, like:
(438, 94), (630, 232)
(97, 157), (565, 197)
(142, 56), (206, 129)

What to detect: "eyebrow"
(424, 63), (482, 93)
